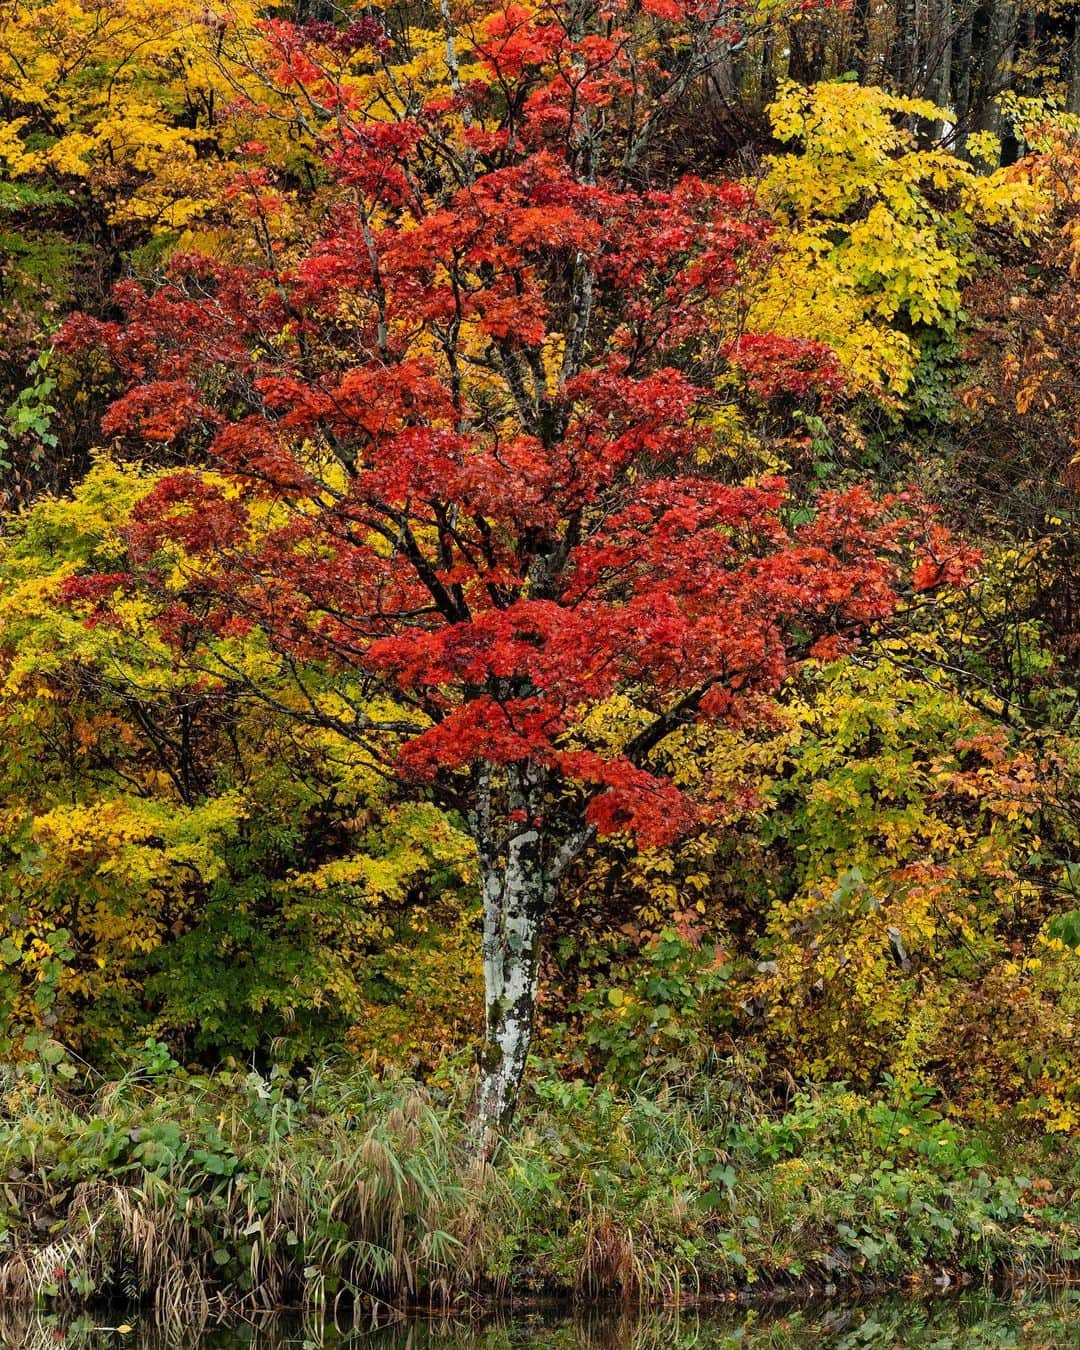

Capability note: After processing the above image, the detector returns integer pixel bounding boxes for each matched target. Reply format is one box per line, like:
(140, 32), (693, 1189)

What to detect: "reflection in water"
(10, 1290), (1080, 1348)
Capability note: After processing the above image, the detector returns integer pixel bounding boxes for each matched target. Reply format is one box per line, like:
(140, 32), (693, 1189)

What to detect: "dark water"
(18, 1291), (1080, 1348)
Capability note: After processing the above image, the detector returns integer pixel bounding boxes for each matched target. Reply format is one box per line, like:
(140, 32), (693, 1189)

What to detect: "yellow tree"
(0, 0), (271, 231)
(749, 82), (1042, 399)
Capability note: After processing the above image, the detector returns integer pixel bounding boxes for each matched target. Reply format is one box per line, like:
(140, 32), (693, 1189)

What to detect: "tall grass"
(0, 1063), (513, 1321)
(0, 1061), (1075, 1326)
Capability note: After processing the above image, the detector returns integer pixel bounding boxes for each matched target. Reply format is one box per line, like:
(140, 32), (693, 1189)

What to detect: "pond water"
(19, 1289), (1080, 1348)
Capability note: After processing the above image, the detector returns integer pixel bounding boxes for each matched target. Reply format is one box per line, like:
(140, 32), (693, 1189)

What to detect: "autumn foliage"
(0, 0), (1077, 1145)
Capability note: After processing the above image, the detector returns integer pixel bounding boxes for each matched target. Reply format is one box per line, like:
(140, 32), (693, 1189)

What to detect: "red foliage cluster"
(58, 0), (957, 848)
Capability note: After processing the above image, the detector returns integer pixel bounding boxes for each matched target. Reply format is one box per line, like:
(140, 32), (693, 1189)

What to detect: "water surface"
(21, 1290), (1080, 1348)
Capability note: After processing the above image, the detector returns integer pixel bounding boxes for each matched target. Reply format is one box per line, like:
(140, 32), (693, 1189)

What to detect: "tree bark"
(926, 0), (953, 107)
(1069, 12), (1080, 116)
(466, 683), (715, 1154)
(788, 17), (828, 86)
(850, 0), (872, 83)
(760, 30), (777, 104)
(891, 0), (921, 92)
(471, 763), (554, 1157)
(923, 0), (953, 142)
(951, 6), (974, 151)
(973, 0), (1016, 139)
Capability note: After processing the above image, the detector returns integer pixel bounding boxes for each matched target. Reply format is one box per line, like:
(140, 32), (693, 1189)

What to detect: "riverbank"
(0, 1057), (1076, 1319)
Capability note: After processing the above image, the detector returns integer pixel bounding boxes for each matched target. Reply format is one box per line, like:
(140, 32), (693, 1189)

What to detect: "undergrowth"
(0, 1046), (1076, 1321)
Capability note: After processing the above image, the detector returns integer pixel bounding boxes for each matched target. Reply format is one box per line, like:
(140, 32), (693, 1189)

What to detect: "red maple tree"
(61, 0), (956, 1144)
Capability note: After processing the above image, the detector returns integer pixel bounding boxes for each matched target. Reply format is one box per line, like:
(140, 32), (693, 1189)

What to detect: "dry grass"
(0, 1067), (515, 1326)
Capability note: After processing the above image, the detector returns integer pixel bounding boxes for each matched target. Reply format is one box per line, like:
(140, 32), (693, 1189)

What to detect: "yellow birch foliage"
(751, 82), (1043, 397)
(0, 0), (270, 228)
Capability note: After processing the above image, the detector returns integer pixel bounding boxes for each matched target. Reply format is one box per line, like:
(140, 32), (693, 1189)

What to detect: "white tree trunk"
(474, 856), (546, 1148)
(470, 764), (553, 1155)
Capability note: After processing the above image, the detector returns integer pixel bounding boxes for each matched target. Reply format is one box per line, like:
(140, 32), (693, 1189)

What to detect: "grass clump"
(0, 1052), (512, 1319)
(0, 1046), (1075, 1321)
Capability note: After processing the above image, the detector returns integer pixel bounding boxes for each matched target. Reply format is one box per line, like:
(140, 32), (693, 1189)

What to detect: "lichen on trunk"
(469, 762), (558, 1156)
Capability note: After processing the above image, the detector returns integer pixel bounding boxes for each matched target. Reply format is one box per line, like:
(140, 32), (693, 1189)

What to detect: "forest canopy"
(0, 0), (1079, 1157)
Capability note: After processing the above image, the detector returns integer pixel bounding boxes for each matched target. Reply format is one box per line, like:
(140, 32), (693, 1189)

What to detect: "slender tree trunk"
(938, 0), (953, 106)
(952, 6), (974, 150)
(1069, 12), (1080, 115)
(789, 17), (828, 85)
(760, 30), (777, 104)
(851, 0), (872, 83)
(924, 0), (953, 141)
(471, 764), (554, 1155)
(891, 0), (921, 91)
(927, 0), (953, 106)
(474, 845), (549, 1148)
(713, 41), (737, 103)
(974, 0), (1016, 138)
